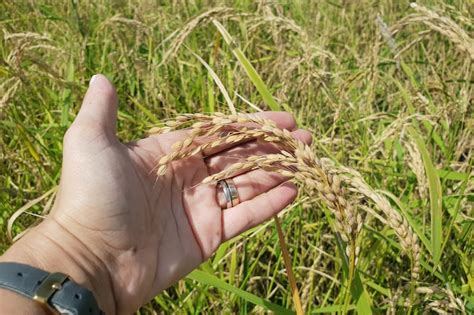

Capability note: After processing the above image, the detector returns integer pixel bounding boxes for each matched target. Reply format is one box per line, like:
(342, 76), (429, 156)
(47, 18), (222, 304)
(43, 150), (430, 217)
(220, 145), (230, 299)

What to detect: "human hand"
(1, 75), (311, 314)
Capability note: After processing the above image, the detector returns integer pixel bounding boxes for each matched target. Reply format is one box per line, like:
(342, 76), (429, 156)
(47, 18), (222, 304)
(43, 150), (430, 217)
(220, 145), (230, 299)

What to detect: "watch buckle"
(33, 272), (69, 305)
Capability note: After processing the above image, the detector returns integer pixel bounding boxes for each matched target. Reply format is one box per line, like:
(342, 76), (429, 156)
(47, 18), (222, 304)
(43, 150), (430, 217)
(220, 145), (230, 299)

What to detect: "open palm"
(48, 75), (310, 313)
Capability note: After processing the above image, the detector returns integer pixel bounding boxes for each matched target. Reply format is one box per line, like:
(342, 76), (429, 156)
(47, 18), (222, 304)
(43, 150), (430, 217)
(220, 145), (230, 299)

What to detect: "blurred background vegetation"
(1, 0), (472, 313)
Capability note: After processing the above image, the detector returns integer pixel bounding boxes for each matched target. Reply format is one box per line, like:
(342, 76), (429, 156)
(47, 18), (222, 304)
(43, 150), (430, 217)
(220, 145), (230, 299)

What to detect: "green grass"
(1, 0), (473, 313)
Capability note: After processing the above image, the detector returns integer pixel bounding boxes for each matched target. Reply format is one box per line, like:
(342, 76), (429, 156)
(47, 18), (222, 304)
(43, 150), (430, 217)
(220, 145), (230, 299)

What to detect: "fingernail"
(89, 75), (97, 86)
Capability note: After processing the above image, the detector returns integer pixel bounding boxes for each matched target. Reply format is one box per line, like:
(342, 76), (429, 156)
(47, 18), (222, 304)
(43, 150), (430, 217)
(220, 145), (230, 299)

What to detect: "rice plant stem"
(274, 216), (304, 315)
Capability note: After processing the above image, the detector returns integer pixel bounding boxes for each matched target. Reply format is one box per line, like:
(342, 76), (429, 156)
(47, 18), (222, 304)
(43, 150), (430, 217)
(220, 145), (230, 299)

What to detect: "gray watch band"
(0, 262), (104, 314)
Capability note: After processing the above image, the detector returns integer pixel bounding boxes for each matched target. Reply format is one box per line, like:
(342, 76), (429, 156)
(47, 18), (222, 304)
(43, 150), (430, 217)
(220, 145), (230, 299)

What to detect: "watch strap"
(0, 262), (104, 314)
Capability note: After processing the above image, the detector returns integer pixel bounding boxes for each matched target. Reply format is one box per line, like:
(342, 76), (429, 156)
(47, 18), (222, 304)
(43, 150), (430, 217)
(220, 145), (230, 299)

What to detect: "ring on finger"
(217, 179), (240, 209)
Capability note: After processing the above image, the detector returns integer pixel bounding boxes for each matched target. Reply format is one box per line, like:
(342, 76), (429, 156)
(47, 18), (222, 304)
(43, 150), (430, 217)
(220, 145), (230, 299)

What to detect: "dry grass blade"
(7, 186), (58, 242)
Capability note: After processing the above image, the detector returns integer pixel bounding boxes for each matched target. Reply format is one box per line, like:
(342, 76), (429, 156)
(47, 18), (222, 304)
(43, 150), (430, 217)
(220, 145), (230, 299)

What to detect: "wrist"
(0, 218), (116, 314)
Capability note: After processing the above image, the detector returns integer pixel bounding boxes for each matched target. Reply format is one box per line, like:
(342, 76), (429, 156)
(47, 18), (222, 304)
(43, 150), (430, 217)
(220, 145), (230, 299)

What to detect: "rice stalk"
(329, 163), (421, 281)
(416, 286), (466, 314)
(3, 31), (51, 42)
(151, 113), (306, 312)
(153, 113), (423, 282)
(0, 78), (21, 113)
(393, 3), (474, 60)
(402, 137), (429, 200)
(154, 114), (377, 291)
(159, 7), (237, 66)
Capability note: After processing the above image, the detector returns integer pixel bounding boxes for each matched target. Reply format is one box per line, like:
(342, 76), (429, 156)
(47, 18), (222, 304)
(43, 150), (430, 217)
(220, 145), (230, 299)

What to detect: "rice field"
(0, 0), (473, 314)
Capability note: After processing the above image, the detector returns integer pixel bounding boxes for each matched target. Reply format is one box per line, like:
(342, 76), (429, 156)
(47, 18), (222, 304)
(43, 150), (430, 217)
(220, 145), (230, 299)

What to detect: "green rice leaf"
(407, 126), (443, 267)
(60, 56), (74, 126)
(327, 208), (373, 314)
(311, 304), (356, 313)
(190, 49), (236, 114)
(187, 269), (294, 314)
(212, 20), (281, 111)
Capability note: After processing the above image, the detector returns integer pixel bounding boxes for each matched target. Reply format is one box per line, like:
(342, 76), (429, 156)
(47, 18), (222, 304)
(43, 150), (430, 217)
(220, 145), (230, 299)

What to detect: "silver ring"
(217, 179), (240, 209)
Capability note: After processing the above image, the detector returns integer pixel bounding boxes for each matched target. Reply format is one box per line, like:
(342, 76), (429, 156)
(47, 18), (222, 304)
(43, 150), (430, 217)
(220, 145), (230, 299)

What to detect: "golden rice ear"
(155, 112), (421, 288)
(156, 165), (168, 176)
(157, 114), (362, 265)
(408, 3), (474, 60)
(328, 162), (422, 280)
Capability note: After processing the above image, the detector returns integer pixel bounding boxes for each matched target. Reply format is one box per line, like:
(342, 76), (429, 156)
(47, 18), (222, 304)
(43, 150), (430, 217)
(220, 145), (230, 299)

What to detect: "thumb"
(72, 74), (118, 138)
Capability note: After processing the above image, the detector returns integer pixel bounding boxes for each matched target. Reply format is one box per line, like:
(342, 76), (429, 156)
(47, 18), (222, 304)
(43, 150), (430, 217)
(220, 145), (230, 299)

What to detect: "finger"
(180, 156), (223, 258)
(72, 74), (118, 138)
(252, 111), (297, 130)
(222, 182), (297, 241)
(216, 169), (287, 208)
(206, 129), (312, 174)
(291, 129), (313, 145)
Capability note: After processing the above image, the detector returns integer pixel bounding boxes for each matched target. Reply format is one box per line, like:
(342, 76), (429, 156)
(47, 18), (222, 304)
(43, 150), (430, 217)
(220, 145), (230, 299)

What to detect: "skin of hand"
(0, 74), (311, 314)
